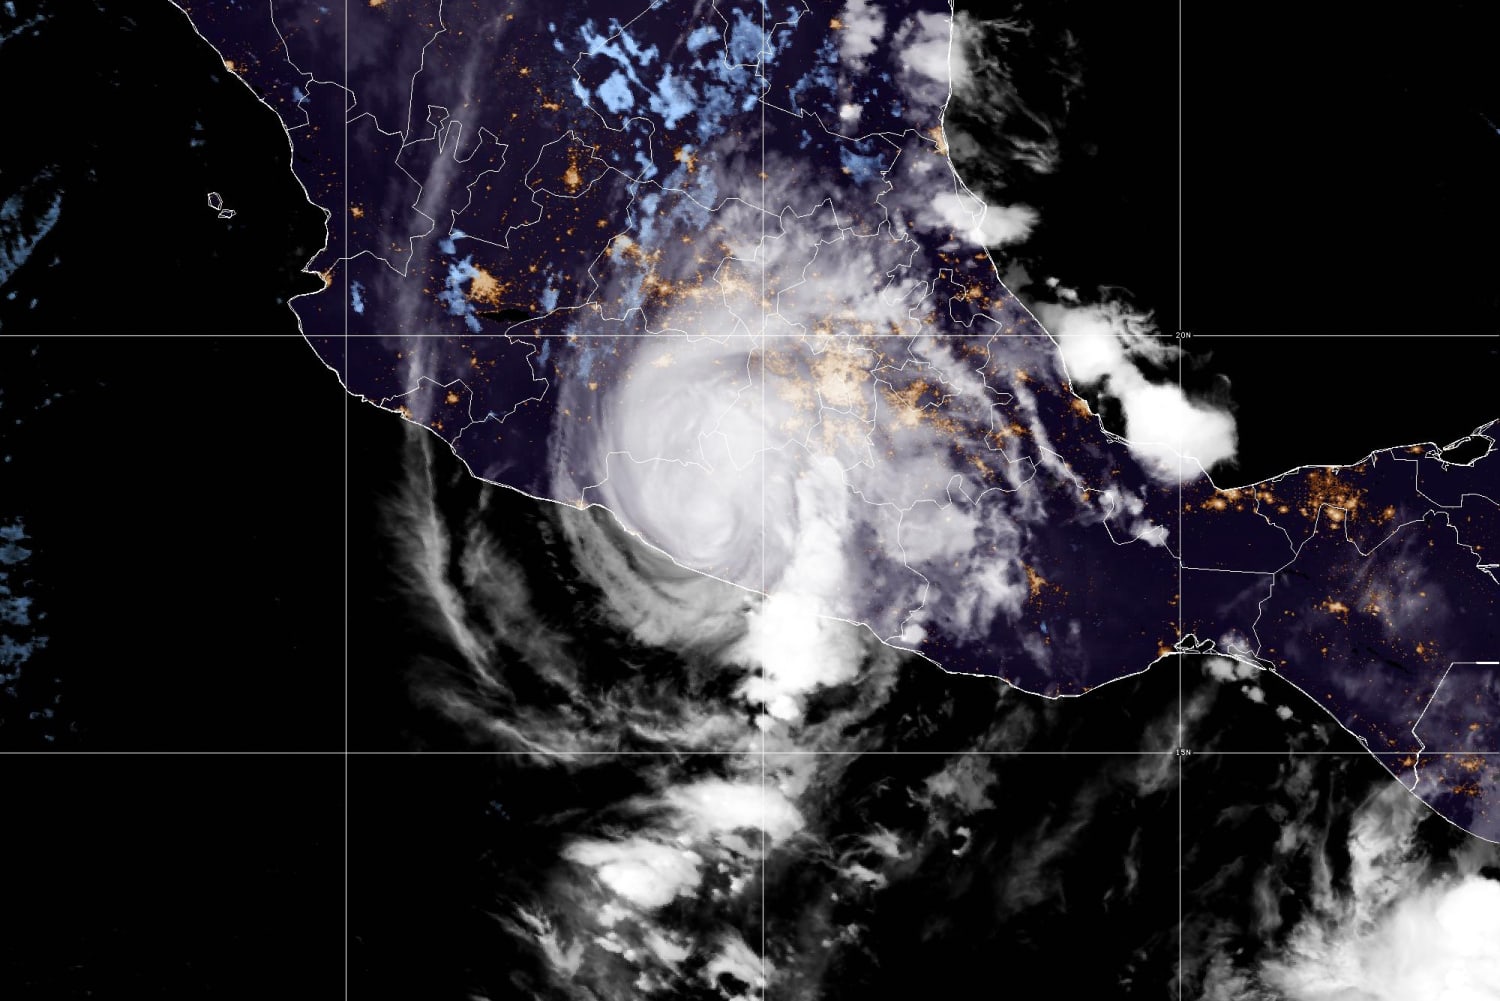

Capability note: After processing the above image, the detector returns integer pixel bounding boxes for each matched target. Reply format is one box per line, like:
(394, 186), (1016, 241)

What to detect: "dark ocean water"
(0, 1), (325, 333)
(0, 2), (341, 749)
(1, 8), (346, 982)
(343, 399), (1499, 1000)
(946, 0), (1500, 482)
(0, 1), (1497, 998)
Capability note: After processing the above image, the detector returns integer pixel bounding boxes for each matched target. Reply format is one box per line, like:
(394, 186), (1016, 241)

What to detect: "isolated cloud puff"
(925, 188), (1038, 248)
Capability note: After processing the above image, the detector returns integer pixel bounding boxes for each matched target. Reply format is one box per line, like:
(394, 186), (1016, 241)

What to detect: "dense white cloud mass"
(837, 1), (886, 69)
(252, 0), (1500, 995)
(927, 189), (1038, 247)
(661, 778), (806, 843)
(1041, 301), (1238, 480)
(377, 414), (1500, 1001)
(733, 591), (867, 720)
(1123, 381), (1239, 478)
(897, 9), (962, 87)
(563, 837), (704, 910)
(940, 8), (1240, 484)
(1262, 875), (1500, 1000)
(1191, 779), (1500, 1000)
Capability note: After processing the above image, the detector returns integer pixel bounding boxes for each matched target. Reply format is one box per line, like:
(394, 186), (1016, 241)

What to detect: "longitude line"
(758, 3), (768, 995)
(342, 3), (351, 998)
(1176, 0), (1186, 996)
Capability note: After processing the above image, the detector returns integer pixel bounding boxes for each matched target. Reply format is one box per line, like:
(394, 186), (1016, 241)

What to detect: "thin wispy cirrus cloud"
(1262, 875), (1500, 1000)
(1040, 300), (1238, 481)
(1218, 783), (1500, 1000)
(942, 9), (1239, 482)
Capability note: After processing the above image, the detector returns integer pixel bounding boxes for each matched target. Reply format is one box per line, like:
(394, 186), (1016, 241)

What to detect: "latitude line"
(8, 749), (1489, 756)
(16, 331), (1497, 338)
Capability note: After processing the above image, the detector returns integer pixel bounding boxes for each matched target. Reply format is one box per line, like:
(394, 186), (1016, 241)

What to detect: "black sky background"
(0, 0), (1492, 819)
(1181, 0), (1500, 481)
(947, 0), (1498, 484)
(1, 754), (344, 999)
(0, 1), (1496, 996)
(1181, 0), (1500, 338)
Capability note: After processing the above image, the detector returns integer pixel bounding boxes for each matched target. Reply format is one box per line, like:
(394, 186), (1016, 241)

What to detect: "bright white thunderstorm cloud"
(1263, 874), (1500, 1000)
(563, 837), (705, 911)
(928, 188), (1038, 247)
(564, 774), (806, 909)
(1224, 783), (1500, 1000)
(544, 2), (1242, 731)
(1041, 301), (1238, 481)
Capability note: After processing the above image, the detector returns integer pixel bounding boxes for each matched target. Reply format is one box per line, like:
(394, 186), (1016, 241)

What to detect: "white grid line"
(8, 331), (1496, 339)
(1176, 0), (1186, 991)
(7, 10), (1495, 1001)
(759, 5), (769, 991)
(342, 4), (351, 998)
(2, 749), (1492, 756)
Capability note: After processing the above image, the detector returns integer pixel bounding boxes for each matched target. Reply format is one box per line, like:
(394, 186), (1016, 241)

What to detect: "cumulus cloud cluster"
(346, 5), (1500, 998)
(836, 0), (886, 69)
(1199, 778), (1500, 1000)
(379, 420), (1500, 999)
(926, 187), (1039, 248)
(938, 9), (1240, 482)
(1040, 300), (1238, 480)
(893, 8), (965, 96)
(1261, 875), (1500, 1000)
